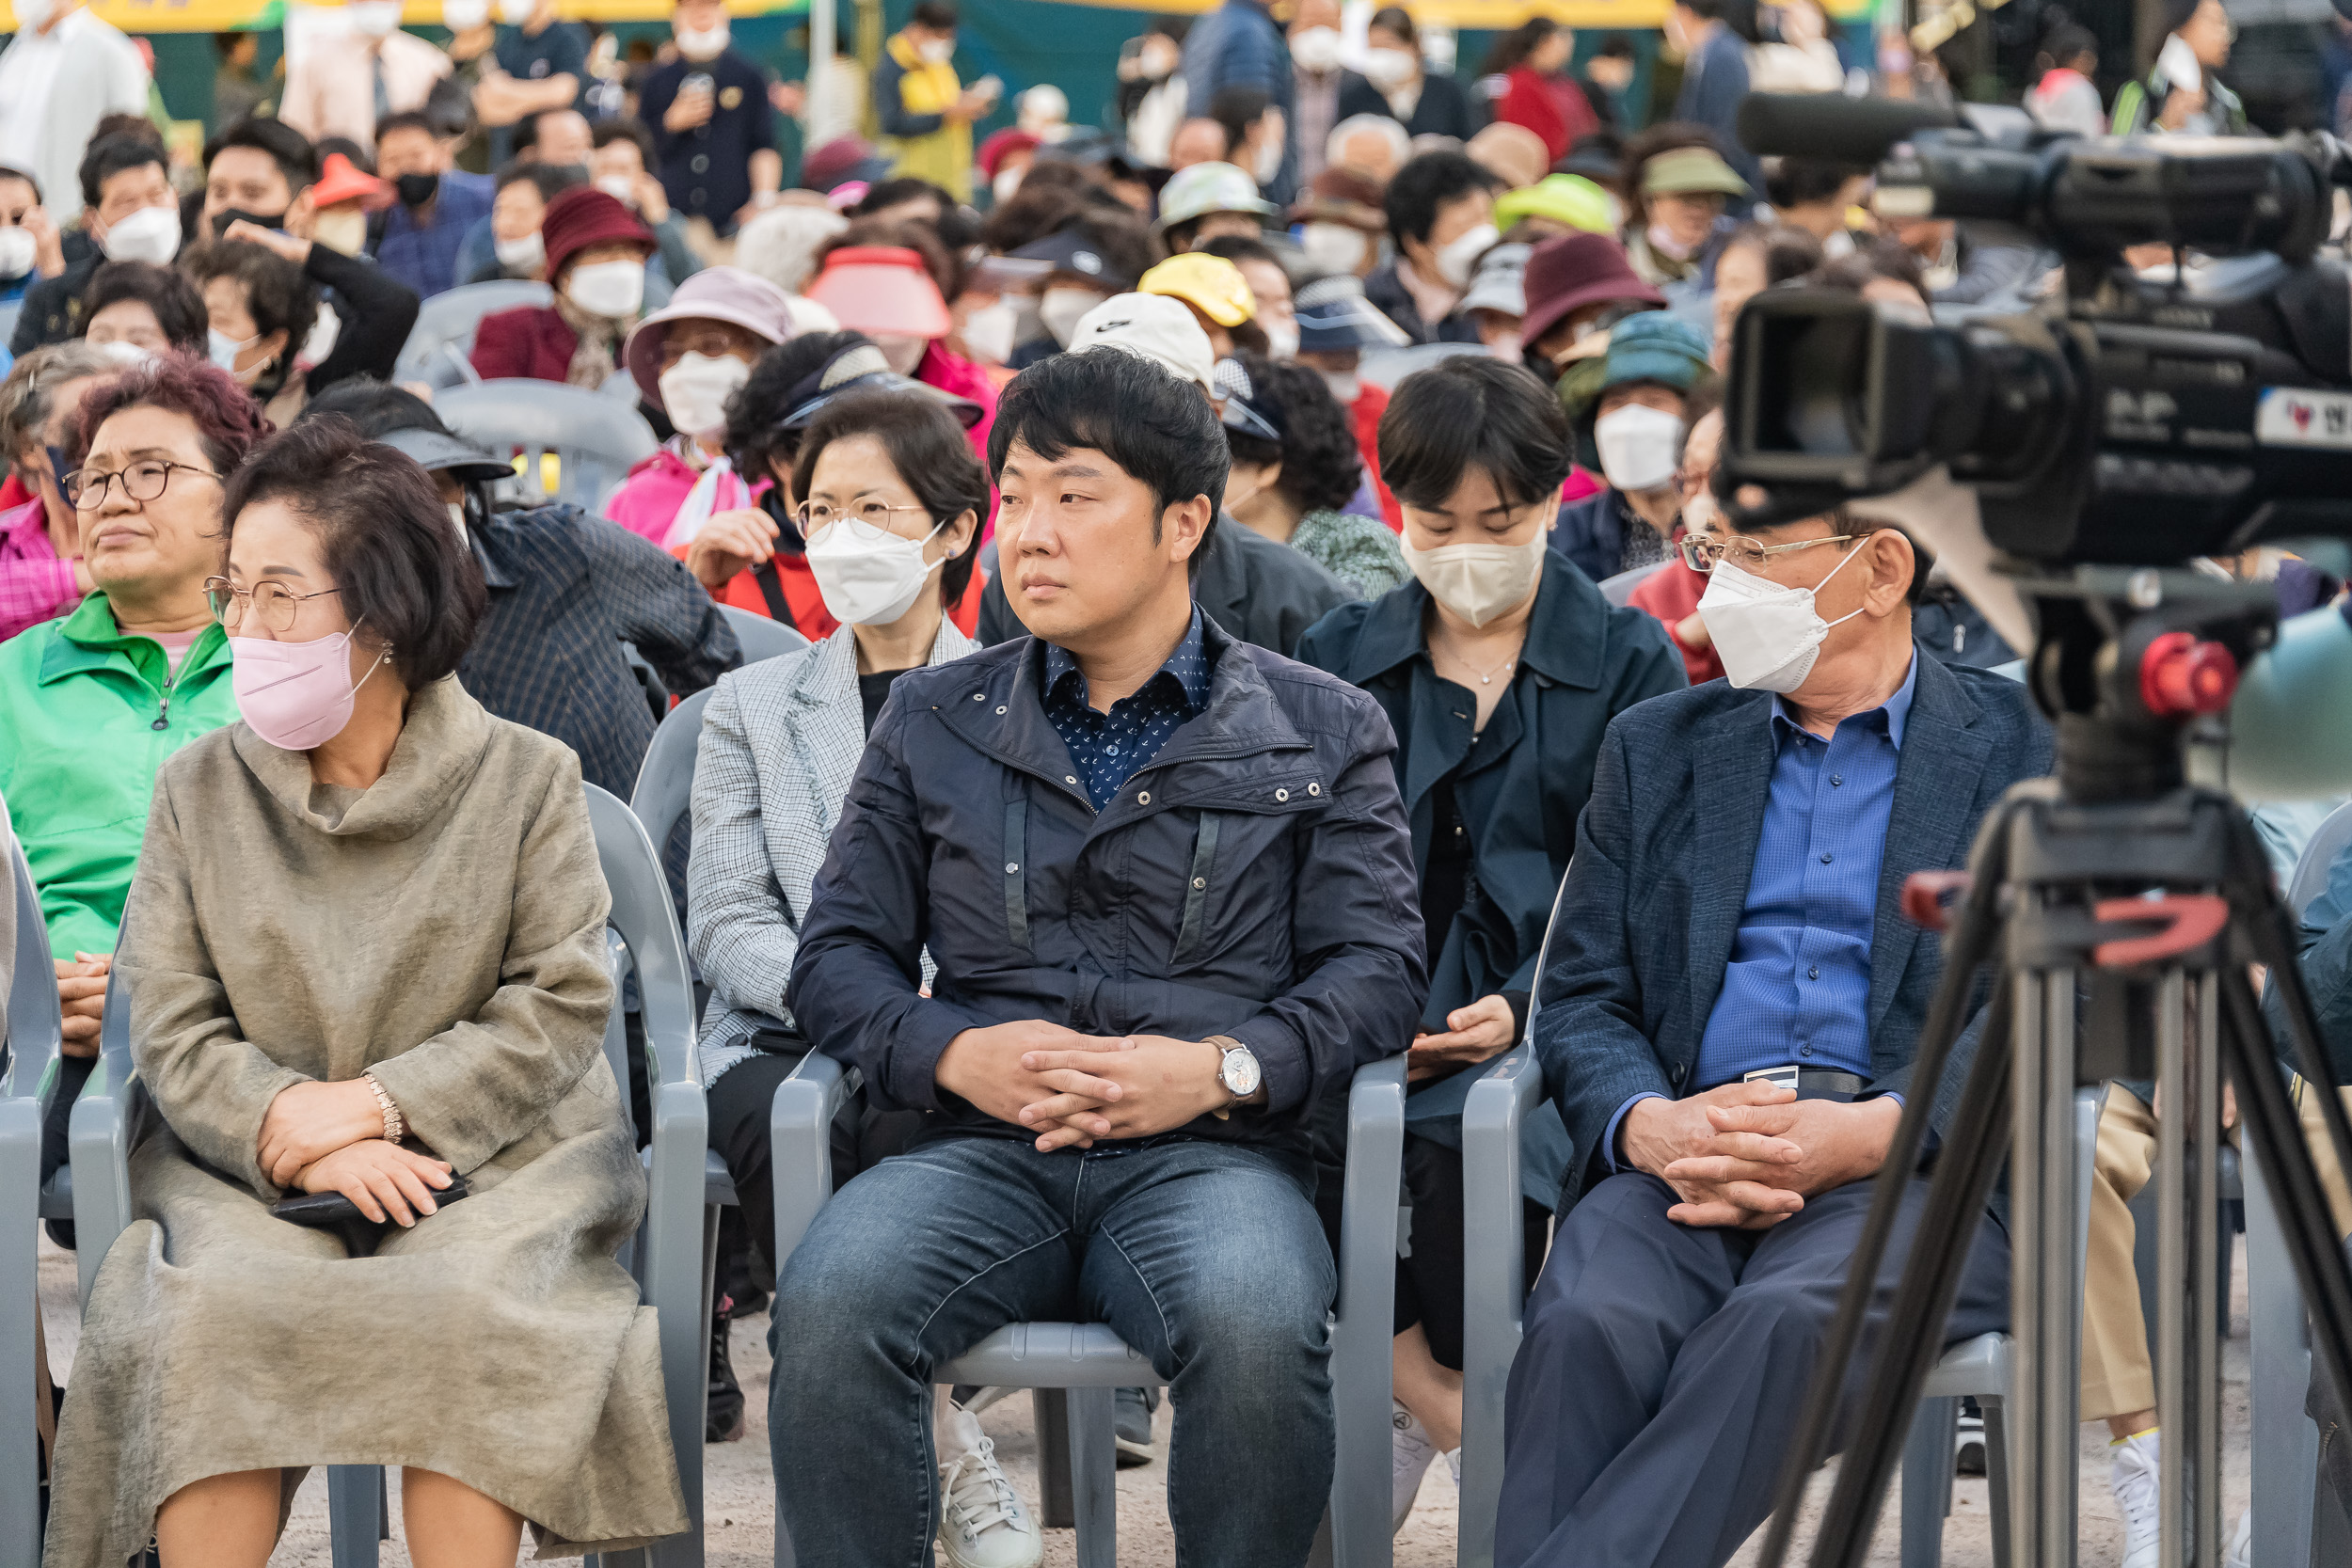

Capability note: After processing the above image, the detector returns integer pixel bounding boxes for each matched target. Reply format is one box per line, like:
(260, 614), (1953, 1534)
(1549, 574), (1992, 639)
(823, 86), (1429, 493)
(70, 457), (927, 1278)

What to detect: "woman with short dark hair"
(1295, 354), (1685, 1530)
(1216, 350), (1406, 598)
(687, 386), (1041, 1564)
(42, 413), (691, 1567)
(78, 261), (209, 362)
(179, 221), (423, 424)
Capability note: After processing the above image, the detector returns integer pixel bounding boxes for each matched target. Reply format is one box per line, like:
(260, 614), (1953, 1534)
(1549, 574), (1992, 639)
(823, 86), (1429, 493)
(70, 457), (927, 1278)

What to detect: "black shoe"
(1954, 1396), (1986, 1476)
(706, 1296), (745, 1443)
(1114, 1386), (1158, 1468)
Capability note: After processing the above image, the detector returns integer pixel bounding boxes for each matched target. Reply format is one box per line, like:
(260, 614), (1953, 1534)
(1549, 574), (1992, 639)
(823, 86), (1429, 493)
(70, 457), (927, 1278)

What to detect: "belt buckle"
(1743, 1066), (1802, 1093)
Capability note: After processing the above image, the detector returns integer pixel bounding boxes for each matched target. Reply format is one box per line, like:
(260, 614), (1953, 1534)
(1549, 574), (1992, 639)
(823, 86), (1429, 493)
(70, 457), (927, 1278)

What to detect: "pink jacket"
(605, 449), (706, 545)
(920, 342), (997, 464)
(0, 498), (80, 643)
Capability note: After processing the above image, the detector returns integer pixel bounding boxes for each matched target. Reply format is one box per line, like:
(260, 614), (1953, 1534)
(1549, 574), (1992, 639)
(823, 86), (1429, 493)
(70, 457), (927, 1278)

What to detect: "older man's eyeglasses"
(204, 577), (342, 635)
(63, 460), (222, 511)
(1677, 532), (1855, 575)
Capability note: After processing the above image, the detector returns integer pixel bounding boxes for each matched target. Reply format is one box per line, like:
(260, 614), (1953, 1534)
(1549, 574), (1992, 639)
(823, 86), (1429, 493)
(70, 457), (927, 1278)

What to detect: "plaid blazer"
(686, 618), (978, 1085)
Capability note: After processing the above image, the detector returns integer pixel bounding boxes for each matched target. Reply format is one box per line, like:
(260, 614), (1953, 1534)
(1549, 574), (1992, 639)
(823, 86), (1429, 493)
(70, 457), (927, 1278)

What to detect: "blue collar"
(1770, 649), (1918, 752)
(1041, 605), (1212, 714)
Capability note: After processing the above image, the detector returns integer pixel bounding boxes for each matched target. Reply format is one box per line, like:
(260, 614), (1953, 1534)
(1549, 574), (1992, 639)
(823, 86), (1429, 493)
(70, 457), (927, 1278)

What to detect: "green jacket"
(0, 594), (236, 957)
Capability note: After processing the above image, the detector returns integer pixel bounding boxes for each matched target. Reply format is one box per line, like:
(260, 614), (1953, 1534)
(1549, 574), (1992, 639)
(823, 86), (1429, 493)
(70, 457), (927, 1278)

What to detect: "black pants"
(1495, 1170), (2010, 1568)
(38, 1051), (97, 1249)
(706, 1049), (926, 1280)
(1396, 1133), (1549, 1370)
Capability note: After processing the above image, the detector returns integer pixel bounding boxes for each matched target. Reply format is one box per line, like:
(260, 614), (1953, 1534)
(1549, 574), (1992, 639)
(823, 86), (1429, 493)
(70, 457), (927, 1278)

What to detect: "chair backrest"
(4, 833), (62, 1101)
(391, 279), (552, 388)
(2287, 799), (2352, 918)
(629, 685), (715, 867)
(719, 605), (812, 666)
(436, 377), (659, 515)
(583, 783), (697, 1093)
(1598, 561), (1669, 608)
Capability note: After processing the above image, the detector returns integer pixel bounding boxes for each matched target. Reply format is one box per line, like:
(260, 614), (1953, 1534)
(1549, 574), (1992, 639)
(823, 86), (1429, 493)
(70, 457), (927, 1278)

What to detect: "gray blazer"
(686, 618), (979, 1086)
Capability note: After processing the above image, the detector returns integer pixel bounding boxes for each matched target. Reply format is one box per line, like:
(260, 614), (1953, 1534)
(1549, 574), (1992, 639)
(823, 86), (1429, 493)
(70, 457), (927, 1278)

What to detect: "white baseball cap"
(1068, 293), (1216, 399)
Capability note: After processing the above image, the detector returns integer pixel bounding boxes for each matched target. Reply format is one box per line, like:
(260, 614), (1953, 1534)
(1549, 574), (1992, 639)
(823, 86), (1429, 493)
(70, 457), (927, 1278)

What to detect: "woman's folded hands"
(295, 1142), (455, 1227)
(256, 1078), (396, 1188)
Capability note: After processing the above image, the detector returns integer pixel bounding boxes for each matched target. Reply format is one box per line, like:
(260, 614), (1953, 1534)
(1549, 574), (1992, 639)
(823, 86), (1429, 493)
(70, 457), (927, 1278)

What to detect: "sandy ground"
(39, 1231), (2254, 1566)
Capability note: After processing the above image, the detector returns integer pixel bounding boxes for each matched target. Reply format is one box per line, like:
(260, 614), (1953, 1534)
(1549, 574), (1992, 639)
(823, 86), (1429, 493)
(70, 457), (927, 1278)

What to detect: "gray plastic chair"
(67, 788), (710, 1568)
(769, 1049), (1407, 1568)
(1597, 562), (1669, 609)
(1, 832), (56, 1563)
(0, 300), (22, 352)
(390, 279), (551, 389)
(435, 378), (659, 515)
(718, 606), (813, 667)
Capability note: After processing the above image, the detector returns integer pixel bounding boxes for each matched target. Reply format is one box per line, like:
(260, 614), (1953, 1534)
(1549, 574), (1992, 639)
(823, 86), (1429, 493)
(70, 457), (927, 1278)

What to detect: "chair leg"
(1983, 1399), (2012, 1568)
(1065, 1386), (1118, 1568)
(1899, 1396), (1956, 1568)
(326, 1465), (381, 1568)
(0, 1099), (42, 1568)
(1035, 1389), (1074, 1528)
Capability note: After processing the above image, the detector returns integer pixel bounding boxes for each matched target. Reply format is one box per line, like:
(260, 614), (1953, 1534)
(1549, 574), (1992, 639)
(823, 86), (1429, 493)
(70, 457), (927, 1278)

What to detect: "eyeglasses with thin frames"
(63, 459), (223, 511)
(795, 499), (936, 536)
(203, 577), (343, 635)
(1677, 532), (1855, 575)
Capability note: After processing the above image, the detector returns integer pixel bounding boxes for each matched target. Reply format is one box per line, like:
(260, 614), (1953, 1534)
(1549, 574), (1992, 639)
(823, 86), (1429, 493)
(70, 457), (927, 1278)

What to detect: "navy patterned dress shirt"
(1041, 608), (1213, 809)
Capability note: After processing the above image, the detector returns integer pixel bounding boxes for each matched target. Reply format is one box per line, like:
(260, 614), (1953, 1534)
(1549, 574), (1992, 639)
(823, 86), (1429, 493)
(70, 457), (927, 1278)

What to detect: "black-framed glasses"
(63, 459), (222, 511)
(1677, 532), (1856, 575)
(204, 576), (342, 634)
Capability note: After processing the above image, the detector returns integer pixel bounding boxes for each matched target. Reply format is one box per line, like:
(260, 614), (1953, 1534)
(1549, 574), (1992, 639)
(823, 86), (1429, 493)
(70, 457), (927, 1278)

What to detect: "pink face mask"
(230, 625), (388, 752)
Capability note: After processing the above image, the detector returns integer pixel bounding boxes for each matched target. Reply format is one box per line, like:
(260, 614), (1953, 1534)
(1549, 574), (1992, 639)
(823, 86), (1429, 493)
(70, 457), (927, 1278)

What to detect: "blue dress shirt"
(373, 171), (495, 302)
(1606, 654), (1917, 1166)
(1041, 608), (1212, 810)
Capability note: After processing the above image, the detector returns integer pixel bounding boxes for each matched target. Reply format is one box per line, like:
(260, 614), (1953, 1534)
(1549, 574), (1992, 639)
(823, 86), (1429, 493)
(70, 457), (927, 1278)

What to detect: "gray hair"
(734, 203), (850, 297)
(0, 341), (118, 467)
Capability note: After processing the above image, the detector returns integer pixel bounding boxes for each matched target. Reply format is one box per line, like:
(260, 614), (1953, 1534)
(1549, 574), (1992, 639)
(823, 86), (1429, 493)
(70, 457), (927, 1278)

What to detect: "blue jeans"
(769, 1132), (1339, 1568)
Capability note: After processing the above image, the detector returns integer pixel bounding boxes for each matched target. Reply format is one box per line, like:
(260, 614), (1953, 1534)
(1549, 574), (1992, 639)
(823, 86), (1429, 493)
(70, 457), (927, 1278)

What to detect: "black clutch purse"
(271, 1173), (470, 1258)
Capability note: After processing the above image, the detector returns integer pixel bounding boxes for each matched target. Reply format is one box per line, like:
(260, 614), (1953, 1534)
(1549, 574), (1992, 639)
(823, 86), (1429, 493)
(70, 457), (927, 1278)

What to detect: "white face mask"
(1039, 286), (1101, 348)
(208, 327), (264, 383)
(1253, 135), (1283, 185)
(1400, 533), (1547, 628)
(348, 0), (404, 37)
(0, 227), (35, 279)
(565, 258), (645, 319)
(11, 0), (57, 28)
(917, 37), (955, 64)
(992, 166), (1024, 205)
(1290, 26), (1342, 72)
(675, 22), (729, 60)
(1265, 319), (1300, 361)
(805, 514), (948, 626)
(498, 0), (535, 22)
(1594, 404), (1685, 494)
(93, 339), (156, 369)
(872, 332), (929, 375)
(1434, 222), (1499, 289)
(494, 229), (546, 272)
(1300, 223), (1369, 277)
(100, 204), (182, 265)
(442, 0), (489, 27)
(595, 175), (639, 208)
(659, 350), (750, 439)
(311, 207), (368, 257)
(1320, 369), (1360, 404)
(447, 499), (469, 543)
(1696, 540), (1869, 693)
(961, 299), (1018, 364)
(1364, 46), (1418, 88)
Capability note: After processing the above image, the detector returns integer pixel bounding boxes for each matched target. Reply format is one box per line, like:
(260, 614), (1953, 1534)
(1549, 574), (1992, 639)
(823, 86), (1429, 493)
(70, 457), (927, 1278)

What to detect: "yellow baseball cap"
(1138, 253), (1259, 329)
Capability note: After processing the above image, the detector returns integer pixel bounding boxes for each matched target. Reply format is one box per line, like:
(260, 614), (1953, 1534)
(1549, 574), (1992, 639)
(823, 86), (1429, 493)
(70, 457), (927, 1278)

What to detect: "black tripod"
(1756, 566), (2352, 1568)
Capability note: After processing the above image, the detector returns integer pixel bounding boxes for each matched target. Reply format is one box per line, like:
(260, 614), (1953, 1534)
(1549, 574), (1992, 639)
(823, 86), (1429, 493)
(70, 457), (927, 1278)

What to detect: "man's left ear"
(1165, 493), (1213, 566)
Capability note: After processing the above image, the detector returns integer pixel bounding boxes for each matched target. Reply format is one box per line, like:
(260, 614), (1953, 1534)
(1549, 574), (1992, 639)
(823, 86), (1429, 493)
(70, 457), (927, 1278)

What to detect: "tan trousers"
(2080, 1079), (2352, 1422)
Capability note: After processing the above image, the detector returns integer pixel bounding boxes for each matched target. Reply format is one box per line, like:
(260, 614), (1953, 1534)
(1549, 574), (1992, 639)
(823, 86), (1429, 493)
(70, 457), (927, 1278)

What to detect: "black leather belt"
(1742, 1065), (1867, 1101)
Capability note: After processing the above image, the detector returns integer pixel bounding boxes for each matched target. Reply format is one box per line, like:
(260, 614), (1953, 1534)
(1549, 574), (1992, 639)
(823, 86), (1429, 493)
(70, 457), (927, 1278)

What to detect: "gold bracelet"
(362, 1072), (405, 1146)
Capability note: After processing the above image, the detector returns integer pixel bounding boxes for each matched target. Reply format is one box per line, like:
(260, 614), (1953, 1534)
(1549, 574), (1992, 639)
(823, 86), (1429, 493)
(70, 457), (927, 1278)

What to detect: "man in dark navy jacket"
(1497, 508), (2052, 1568)
(773, 348), (1426, 1567)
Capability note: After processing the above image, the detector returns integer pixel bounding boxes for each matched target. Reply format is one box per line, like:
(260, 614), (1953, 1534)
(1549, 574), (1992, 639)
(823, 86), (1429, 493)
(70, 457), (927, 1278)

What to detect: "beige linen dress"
(43, 678), (689, 1565)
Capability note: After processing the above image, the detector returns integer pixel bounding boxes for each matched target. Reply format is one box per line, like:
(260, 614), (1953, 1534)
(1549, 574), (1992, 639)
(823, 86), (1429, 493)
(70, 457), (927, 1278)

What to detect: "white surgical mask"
(1400, 533), (1547, 628)
(961, 299), (1018, 364)
(0, 227), (35, 279)
(1434, 222), (1499, 289)
(1645, 222), (1698, 262)
(1039, 286), (1101, 349)
(872, 332), (929, 375)
(208, 327), (262, 382)
(100, 204), (182, 266)
(1300, 222), (1368, 276)
(311, 207), (368, 257)
(442, 0), (488, 27)
(1253, 135), (1283, 185)
(1320, 369), (1360, 404)
(595, 175), (640, 208)
(1594, 404), (1685, 494)
(1290, 26), (1342, 72)
(1363, 46), (1417, 89)
(497, 0), (535, 20)
(494, 229), (546, 272)
(10, 0), (57, 28)
(447, 499), (469, 543)
(1696, 542), (1869, 693)
(805, 515), (947, 626)
(675, 22), (730, 60)
(93, 339), (156, 369)
(659, 350), (750, 439)
(347, 0), (404, 37)
(564, 258), (645, 319)
(1265, 319), (1300, 360)
(918, 37), (955, 64)
(992, 166), (1024, 205)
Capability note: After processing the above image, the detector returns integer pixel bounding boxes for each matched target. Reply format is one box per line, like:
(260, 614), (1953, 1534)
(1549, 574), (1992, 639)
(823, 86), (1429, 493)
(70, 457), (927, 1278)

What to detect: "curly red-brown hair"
(70, 353), (274, 475)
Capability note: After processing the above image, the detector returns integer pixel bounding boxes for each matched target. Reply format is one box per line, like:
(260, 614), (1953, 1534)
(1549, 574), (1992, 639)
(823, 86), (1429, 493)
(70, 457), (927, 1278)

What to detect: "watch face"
(1222, 1047), (1262, 1098)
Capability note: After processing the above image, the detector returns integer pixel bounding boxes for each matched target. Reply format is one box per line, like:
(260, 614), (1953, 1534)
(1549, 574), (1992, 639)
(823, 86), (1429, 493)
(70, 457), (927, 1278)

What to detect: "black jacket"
(9, 253), (100, 356)
(1337, 70), (1478, 142)
(788, 614), (1427, 1150)
(977, 516), (1355, 657)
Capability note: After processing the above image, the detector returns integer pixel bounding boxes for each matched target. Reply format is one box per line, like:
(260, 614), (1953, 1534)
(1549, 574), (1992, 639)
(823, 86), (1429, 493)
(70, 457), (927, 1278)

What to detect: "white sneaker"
(1392, 1402), (1439, 1534)
(936, 1403), (1043, 1568)
(2226, 1504), (2251, 1568)
(2111, 1428), (2161, 1568)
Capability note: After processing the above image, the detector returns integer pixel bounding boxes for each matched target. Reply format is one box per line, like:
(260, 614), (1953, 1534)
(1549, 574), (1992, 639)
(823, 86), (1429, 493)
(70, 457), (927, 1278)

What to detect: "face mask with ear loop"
(1696, 535), (1871, 693)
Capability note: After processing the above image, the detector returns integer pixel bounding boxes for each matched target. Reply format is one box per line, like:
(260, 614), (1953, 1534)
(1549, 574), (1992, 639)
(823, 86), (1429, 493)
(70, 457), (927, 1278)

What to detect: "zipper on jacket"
(152, 667), (179, 731)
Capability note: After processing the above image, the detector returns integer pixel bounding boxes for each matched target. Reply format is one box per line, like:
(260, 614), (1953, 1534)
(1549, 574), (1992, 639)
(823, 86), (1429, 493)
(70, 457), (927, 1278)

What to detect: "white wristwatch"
(1207, 1036), (1261, 1118)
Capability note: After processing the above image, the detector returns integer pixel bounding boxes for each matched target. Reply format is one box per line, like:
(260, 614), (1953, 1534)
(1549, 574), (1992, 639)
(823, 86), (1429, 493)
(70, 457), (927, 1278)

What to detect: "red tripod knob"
(2137, 631), (2239, 718)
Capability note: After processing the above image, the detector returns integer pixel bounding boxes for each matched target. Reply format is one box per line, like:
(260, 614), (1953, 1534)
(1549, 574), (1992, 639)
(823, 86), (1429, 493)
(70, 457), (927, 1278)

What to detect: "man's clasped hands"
(1619, 1082), (1904, 1229)
(938, 1020), (1255, 1152)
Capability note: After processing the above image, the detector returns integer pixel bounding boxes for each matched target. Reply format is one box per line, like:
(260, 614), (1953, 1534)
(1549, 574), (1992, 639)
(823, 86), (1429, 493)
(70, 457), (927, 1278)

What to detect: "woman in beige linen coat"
(43, 415), (687, 1567)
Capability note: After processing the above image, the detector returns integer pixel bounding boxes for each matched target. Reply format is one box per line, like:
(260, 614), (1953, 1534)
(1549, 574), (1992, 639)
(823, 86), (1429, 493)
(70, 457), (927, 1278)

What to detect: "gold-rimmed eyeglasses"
(1677, 532), (1856, 575)
(62, 460), (222, 511)
(203, 577), (342, 635)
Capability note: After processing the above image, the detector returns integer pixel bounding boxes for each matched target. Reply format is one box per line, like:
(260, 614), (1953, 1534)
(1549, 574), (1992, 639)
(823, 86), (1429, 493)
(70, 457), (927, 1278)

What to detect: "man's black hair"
(77, 135), (167, 214)
(301, 375), (447, 439)
(1762, 156), (1867, 211)
(495, 160), (588, 202)
(1378, 356), (1570, 511)
(0, 165), (40, 204)
(1208, 85), (1271, 160)
(910, 0), (958, 28)
(989, 349), (1228, 578)
(1595, 33), (1637, 58)
(797, 388), (989, 605)
(1196, 232), (1281, 273)
(374, 110), (438, 145)
(853, 175), (954, 217)
(203, 117), (322, 198)
(592, 117), (660, 166)
(1383, 150), (1498, 248)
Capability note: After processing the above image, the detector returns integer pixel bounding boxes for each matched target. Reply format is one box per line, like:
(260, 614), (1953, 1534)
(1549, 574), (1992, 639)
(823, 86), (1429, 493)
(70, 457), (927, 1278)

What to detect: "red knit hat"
(539, 187), (656, 282)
